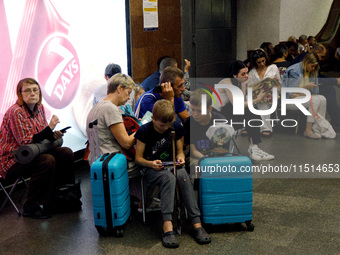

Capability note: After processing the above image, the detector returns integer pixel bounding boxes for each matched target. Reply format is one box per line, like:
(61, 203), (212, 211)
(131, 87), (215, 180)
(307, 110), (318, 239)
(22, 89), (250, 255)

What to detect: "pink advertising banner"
(0, 0), (128, 152)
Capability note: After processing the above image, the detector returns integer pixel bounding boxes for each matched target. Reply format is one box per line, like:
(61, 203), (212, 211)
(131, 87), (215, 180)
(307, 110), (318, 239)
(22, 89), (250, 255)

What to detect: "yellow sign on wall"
(143, 0), (158, 31)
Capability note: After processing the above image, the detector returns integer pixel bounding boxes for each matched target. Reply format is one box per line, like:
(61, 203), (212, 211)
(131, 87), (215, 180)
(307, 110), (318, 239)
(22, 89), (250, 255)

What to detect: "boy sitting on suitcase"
(135, 99), (211, 248)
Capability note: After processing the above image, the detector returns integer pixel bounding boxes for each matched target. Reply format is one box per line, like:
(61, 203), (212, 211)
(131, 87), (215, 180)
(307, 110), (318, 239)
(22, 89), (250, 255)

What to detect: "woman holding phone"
(282, 52), (327, 139)
(86, 73), (139, 178)
(0, 78), (75, 219)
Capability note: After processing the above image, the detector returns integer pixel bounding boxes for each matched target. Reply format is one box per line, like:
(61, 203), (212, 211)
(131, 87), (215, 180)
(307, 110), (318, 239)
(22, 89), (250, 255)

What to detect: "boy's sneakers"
(248, 145), (275, 161)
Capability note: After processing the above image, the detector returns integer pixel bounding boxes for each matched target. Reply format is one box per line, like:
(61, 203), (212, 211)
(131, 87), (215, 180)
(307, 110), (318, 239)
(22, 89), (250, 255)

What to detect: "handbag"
(310, 97), (336, 139)
(120, 104), (142, 126)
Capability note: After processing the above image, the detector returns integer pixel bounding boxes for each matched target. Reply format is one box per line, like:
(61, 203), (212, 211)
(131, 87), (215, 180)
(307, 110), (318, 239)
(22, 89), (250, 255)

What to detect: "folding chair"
(0, 174), (29, 216)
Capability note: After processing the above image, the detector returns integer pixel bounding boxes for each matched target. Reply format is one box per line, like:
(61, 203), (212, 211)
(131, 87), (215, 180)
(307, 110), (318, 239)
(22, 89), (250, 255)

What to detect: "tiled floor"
(1, 131), (340, 255)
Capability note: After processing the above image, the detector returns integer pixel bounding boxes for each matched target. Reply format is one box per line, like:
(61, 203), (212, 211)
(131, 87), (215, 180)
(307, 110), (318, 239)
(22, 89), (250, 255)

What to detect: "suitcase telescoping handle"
(89, 119), (98, 128)
(88, 119), (101, 161)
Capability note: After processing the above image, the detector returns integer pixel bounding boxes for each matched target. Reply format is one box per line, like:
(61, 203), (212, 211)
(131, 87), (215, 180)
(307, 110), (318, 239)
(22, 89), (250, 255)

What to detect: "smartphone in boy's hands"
(161, 161), (180, 166)
(60, 126), (71, 133)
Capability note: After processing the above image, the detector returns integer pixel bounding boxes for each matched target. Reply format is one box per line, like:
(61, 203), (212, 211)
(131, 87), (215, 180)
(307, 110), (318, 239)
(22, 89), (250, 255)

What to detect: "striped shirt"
(0, 102), (48, 178)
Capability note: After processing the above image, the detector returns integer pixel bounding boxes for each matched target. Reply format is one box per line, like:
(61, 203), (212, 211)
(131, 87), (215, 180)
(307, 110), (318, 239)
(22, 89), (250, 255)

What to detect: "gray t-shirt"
(86, 100), (139, 178)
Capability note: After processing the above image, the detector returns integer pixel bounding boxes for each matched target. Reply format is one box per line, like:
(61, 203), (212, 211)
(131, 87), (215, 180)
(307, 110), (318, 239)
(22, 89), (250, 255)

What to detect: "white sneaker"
(248, 145), (275, 161)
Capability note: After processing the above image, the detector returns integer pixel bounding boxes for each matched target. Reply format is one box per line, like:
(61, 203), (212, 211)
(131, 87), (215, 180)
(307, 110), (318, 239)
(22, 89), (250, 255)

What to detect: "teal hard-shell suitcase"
(90, 152), (130, 236)
(198, 155), (254, 231)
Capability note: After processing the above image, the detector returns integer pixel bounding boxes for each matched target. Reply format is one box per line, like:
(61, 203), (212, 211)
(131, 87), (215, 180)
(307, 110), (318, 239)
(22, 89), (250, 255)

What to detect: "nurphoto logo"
(199, 82), (312, 129)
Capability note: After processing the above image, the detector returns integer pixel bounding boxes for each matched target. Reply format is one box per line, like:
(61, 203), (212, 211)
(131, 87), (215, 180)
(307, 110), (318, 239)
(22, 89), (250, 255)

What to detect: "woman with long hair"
(248, 48), (281, 138)
(213, 60), (274, 161)
(283, 52), (327, 139)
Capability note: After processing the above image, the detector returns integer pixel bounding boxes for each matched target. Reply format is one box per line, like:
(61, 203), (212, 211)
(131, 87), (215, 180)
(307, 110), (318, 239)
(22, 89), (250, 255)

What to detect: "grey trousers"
(143, 166), (201, 224)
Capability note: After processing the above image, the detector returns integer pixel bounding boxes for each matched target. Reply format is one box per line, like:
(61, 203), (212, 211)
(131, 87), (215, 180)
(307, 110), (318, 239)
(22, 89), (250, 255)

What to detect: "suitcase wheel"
(95, 226), (124, 237)
(115, 227), (124, 237)
(245, 221), (254, 231)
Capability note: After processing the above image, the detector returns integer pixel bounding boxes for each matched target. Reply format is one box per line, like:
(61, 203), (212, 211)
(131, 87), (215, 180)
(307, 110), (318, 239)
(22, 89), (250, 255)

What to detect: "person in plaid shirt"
(0, 78), (75, 219)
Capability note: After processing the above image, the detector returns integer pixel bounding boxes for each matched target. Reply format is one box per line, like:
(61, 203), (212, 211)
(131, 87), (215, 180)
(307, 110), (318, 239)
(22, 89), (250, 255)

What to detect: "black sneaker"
(23, 203), (51, 219)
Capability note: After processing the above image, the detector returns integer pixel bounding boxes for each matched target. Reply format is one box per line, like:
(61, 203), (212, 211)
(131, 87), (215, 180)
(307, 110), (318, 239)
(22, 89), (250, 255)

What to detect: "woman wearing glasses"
(0, 78), (75, 219)
(86, 73), (139, 178)
(248, 48), (281, 138)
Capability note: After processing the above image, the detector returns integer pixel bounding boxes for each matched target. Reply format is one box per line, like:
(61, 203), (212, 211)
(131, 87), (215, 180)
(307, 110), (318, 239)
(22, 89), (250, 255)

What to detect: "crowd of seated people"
(254, 36), (340, 134)
(3, 33), (340, 249)
(241, 35), (340, 138)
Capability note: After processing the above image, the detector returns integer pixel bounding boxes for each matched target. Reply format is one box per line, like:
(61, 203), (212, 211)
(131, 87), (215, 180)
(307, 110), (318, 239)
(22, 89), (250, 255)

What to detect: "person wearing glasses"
(86, 73), (139, 178)
(0, 78), (75, 219)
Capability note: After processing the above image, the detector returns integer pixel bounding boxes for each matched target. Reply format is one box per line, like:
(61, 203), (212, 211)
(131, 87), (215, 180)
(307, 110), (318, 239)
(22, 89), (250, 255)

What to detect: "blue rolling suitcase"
(90, 152), (130, 236)
(198, 154), (254, 231)
(88, 119), (130, 236)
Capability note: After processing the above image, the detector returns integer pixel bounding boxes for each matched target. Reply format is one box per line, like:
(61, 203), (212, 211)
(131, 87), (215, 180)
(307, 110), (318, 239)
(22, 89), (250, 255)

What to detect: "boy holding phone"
(135, 100), (211, 248)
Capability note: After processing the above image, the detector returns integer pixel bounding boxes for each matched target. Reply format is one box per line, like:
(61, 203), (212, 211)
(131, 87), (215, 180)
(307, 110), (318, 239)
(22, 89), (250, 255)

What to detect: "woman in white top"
(248, 48), (281, 137)
(212, 60), (275, 161)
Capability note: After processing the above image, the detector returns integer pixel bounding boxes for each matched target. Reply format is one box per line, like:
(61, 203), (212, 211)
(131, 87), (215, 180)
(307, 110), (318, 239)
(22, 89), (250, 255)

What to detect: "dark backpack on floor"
(50, 180), (82, 213)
